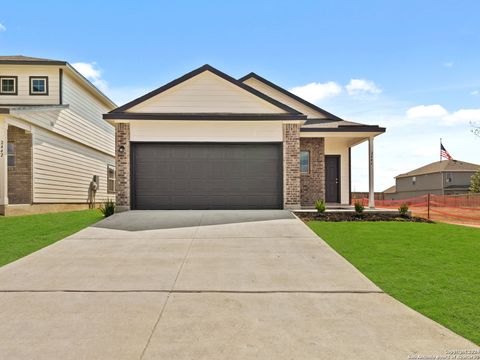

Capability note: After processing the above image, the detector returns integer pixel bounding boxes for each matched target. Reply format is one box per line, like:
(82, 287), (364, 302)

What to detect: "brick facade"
(300, 137), (325, 206)
(7, 126), (32, 204)
(283, 123), (301, 208)
(115, 123), (130, 211)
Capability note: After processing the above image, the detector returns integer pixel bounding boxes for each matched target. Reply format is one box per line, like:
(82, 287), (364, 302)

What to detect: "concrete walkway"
(0, 210), (476, 359)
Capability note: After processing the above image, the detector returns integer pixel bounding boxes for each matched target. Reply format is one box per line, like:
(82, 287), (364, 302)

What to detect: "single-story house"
(383, 159), (480, 200)
(0, 56), (116, 216)
(104, 65), (385, 211)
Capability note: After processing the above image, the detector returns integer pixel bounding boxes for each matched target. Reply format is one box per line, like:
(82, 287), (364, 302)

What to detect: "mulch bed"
(294, 212), (433, 223)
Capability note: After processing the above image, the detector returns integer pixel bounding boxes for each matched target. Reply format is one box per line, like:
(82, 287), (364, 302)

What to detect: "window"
(446, 173), (452, 183)
(7, 142), (15, 167)
(300, 151), (310, 174)
(0, 76), (17, 95)
(29, 76), (48, 95)
(107, 165), (116, 193)
(412, 176), (416, 185)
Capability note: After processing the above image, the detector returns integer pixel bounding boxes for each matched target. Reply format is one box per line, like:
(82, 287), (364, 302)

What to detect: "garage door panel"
(132, 143), (282, 209)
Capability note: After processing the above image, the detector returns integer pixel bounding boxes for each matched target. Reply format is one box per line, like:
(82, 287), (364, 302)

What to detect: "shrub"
(399, 203), (409, 216)
(354, 201), (364, 214)
(315, 199), (326, 213)
(470, 169), (480, 193)
(99, 198), (115, 217)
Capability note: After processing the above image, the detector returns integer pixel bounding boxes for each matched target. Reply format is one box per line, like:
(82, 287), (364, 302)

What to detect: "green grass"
(308, 221), (480, 345)
(0, 210), (103, 267)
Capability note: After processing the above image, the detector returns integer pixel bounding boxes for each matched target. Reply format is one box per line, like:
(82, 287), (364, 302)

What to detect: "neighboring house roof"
(383, 185), (396, 193)
(396, 159), (480, 178)
(0, 55), (67, 65)
(0, 55), (116, 109)
(239, 72), (344, 121)
(300, 119), (385, 133)
(106, 64), (304, 120)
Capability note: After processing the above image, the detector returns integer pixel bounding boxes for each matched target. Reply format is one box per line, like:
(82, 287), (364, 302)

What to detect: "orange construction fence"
(354, 194), (480, 226)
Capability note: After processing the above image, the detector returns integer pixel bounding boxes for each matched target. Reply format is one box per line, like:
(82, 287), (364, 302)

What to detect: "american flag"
(440, 143), (453, 160)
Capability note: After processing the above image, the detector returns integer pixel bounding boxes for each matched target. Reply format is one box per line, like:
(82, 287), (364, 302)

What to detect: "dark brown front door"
(325, 155), (340, 203)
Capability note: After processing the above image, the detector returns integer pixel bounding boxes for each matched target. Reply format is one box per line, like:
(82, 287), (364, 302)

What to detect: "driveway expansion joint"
(139, 213), (204, 360)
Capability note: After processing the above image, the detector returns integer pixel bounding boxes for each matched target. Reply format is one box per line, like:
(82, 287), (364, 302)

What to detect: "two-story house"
(0, 56), (116, 216)
(383, 159), (480, 200)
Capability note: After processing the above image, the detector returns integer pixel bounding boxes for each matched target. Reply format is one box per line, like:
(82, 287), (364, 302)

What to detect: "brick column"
(300, 137), (325, 206)
(0, 119), (8, 214)
(7, 126), (32, 204)
(115, 123), (130, 212)
(283, 123), (301, 209)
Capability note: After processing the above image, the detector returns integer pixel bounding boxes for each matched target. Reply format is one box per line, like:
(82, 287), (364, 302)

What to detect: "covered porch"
(299, 120), (385, 209)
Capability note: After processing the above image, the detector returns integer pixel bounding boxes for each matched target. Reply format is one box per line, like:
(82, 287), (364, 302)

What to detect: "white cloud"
(405, 104), (480, 126)
(289, 81), (342, 103)
(71, 62), (108, 93)
(444, 108), (480, 125)
(443, 62), (454, 68)
(471, 90), (479, 96)
(346, 79), (382, 96)
(406, 104), (448, 119)
(0, 23), (6, 32)
(71, 61), (153, 106)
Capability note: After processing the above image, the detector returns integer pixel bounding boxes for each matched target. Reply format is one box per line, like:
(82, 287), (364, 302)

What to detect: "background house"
(383, 159), (480, 200)
(0, 56), (116, 216)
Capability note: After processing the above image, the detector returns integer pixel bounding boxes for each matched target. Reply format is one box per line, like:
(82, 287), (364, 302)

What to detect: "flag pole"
(440, 138), (442, 162)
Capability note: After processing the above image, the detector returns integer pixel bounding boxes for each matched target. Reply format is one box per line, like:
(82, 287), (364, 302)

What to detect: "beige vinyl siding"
(62, 72), (113, 133)
(0, 65), (60, 105)
(14, 107), (114, 156)
(32, 128), (114, 203)
(130, 120), (283, 142)
(129, 71), (287, 114)
(242, 77), (328, 119)
(11, 71), (115, 156)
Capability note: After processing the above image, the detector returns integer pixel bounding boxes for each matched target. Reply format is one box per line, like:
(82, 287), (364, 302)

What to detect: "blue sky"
(1, 0), (479, 191)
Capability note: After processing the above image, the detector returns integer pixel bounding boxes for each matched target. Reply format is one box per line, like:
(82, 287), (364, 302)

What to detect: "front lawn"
(308, 221), (480, 345)
(0, 210), (103, 267)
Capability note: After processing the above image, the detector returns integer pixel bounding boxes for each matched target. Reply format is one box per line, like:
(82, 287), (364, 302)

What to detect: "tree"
(470, 170), (480, 193)
(471, 122), (480, 137)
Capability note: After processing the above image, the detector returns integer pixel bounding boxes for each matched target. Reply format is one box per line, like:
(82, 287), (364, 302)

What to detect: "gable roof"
(396, 160), (480, 178)
(109, 64), (302, 116)
(238, 72), (344, 121)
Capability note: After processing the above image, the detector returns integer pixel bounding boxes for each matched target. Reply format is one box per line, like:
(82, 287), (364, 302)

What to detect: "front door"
(325, 155), (340, 203)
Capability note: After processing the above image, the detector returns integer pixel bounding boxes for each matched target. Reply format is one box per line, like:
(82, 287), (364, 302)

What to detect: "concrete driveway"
(0, 210), (476, 359)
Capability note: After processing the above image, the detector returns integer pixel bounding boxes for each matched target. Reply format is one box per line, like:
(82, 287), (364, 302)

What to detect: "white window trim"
(107, 164), (116, 194)
(0, 76), (17, 95)
(29, 76), (48, 95)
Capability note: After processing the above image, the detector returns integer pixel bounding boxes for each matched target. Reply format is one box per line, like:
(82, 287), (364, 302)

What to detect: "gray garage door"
(131, 143), (283, 209)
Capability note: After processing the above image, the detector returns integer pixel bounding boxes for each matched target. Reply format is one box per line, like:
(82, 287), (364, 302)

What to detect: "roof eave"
(103, 112), (307, 121)
(300, 125), (386, 133)
(0, 59), (67, 66)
